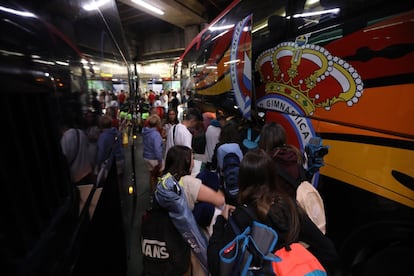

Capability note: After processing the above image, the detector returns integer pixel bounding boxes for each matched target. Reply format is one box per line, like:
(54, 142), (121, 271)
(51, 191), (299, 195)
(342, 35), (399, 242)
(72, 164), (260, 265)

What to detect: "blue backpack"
(219, 222), (280, 276)
(221, 152), (241, 206)
(219, 206), (327, 276)
(219, 207), (280, 276)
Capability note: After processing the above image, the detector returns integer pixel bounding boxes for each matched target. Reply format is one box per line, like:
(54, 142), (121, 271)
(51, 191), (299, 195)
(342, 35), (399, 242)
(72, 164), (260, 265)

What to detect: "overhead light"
(224, 59), (240, 66)
(287, 8), (340, 19)
(209, 24), (234, 32)
(82, 0), (110, 11)
(0, 5), (36, 17)
(131, 0), (164, 15)
(252, 22), (267, 33)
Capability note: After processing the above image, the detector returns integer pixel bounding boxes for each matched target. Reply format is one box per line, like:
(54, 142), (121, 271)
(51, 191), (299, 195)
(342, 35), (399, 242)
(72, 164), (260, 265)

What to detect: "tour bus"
(175, 0), (414, 274)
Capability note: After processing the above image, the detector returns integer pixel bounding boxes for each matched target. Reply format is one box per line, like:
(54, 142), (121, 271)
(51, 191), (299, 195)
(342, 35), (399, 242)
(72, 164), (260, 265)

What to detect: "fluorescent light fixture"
(33, 59), (54, 65)
(212, 29), (231, 41)
(307, 0), (319, 5)
(252, 22), (268, 33)
(0, 5), (36, 17)
(288, 8), (340, 19)
(0, 49), (24, 57)
(55, 61), (70, 66)
(102, 62), (121, 69)
(224, 59), (240, 66)
(209, 24), (234, 32)
(131, 0), (164, 15)
(82, 0), (110, 11)
(243, 26), (250, 32)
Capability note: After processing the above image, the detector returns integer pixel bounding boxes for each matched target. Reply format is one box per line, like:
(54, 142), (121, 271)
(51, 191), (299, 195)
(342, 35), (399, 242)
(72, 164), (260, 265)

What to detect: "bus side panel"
(256, 10), (414, 209)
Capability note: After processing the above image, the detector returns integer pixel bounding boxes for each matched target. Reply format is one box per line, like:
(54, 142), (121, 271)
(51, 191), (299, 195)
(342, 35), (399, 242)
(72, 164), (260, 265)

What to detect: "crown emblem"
(255, 35), (363, 115)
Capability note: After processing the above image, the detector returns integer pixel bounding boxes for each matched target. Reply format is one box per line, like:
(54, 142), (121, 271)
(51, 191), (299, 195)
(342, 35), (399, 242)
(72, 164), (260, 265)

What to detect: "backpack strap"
(172, 125), (177, 145)
(228, 205), (258, 235)
(228, 215), (242, 236)
(247, 128), (260, 144)
(254, 133), (260, 143)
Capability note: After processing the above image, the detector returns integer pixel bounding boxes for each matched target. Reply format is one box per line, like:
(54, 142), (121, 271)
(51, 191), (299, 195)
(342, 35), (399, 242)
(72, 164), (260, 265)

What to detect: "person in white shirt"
(160, 90), (169, 114)
(164, 107), (203, 158)
(204, 108), (227, 165)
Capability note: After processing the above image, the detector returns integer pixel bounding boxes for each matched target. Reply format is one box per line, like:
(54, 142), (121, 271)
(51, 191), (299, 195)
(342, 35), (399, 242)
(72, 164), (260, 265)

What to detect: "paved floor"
(120, 133), (150, 276)
(120, 131), (207, 276)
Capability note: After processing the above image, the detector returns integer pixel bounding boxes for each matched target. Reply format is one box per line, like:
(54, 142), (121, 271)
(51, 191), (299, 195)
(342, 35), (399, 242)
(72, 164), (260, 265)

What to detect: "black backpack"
(141, 201), (191, 276)
(221, 152), (241, 206)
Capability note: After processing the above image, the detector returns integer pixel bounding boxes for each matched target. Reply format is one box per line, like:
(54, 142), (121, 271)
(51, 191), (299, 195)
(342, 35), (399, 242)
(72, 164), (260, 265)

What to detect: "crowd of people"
(58, 87), (339, 275)
(60, 86), (189, 182)
(141, 99), (340, 275)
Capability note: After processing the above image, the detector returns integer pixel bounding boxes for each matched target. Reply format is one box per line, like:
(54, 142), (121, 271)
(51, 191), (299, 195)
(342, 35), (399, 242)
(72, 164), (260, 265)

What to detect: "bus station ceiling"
(4, 0), (233, 63)
(117, 0), (233, 29)
(116, 0), (233, 61)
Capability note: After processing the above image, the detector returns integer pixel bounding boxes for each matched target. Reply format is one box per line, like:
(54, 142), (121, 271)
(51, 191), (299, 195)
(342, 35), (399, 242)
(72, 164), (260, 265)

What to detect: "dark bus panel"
(1, 1), (132, 275)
